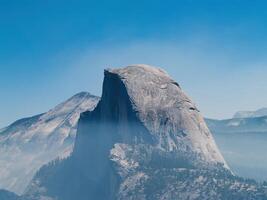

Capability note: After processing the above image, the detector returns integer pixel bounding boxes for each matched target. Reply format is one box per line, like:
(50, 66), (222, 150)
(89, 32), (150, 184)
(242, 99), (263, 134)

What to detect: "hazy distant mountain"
(0, 92), (99, 194)
(233, 108), (267, 118)
(25, 65), (267, 200)
(206, 116), (267, 181)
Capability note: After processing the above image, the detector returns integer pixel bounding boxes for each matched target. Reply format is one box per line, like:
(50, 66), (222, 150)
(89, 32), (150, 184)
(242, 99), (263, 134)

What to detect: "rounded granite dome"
(104, 64), (228, 168)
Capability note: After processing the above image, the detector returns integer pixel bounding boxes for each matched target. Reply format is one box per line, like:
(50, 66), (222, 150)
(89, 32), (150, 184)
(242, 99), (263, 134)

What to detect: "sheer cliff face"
(74, 65), (227, 169)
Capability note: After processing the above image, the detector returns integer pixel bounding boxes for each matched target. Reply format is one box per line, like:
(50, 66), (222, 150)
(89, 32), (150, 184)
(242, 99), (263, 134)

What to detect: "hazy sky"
(1, 0), (267, 127)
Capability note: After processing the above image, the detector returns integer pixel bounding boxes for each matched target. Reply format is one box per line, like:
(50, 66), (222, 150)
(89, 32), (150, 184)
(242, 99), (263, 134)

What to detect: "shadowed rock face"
(69, 68), (155, 199)
(73, 67), (155, 162)
(26, 65), (236, 200)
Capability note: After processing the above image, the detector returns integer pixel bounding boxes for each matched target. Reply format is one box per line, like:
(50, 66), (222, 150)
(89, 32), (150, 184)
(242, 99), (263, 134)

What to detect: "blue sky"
(1, 0), (267, 127)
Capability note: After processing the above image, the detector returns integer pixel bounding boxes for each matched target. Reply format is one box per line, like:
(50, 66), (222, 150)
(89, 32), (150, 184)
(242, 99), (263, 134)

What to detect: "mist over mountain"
(0, 92), (99, 194)
(23, 65), (267, 200)
(206, 115), (267, 182)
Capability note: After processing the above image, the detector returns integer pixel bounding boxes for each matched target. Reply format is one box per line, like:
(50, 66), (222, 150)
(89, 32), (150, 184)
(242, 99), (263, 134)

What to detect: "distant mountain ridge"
(206, 115), (267, 133)
(233, 108), (267, 119)
(0, 92), (99, 194)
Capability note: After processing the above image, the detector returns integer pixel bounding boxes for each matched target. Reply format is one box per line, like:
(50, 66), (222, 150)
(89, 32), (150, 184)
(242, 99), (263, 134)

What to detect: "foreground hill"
(0, 92), (99, 194)
(24, 65), (267, 200)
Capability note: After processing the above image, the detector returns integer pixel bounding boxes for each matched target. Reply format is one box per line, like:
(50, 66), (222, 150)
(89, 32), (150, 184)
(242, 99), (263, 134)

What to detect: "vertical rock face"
(26, 65), (236, 200)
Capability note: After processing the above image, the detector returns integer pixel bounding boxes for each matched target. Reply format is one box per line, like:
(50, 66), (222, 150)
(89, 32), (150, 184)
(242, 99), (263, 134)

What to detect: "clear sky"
(1, 0), (267, 127)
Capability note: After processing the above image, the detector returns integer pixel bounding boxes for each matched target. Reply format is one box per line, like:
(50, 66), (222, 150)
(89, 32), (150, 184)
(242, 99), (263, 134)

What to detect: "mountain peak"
(70, 91), (99, 99)
(0, 92), (100, 194)
(106, 64), (170, 78)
